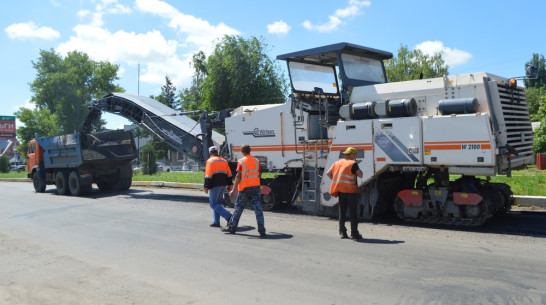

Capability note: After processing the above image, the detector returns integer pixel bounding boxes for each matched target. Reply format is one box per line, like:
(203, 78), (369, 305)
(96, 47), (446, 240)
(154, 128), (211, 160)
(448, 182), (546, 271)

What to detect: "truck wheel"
(118, 177), (132, 190)
(97, 180), (115, 192)
(55, 171), (69, 195)
(32, 170), (46, 193)
(68, 171), (83, 196)
(80, 183), (92, 195)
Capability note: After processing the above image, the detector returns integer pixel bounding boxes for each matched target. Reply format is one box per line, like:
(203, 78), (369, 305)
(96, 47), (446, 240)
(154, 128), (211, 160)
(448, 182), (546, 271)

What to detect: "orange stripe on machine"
(424, 140), (491, 151)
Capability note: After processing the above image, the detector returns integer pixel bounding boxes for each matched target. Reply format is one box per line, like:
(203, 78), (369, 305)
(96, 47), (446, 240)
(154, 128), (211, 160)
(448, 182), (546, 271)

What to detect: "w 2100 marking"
(462, 144), (481, 149)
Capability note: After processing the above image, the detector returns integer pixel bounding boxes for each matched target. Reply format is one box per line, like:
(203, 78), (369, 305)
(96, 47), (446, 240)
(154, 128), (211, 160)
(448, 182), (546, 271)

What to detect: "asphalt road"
(1, 181), (545, 305)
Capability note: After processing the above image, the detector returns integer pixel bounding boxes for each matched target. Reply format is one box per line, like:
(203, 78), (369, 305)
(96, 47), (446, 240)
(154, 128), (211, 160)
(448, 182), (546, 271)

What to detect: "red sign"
(0, 116), (16, 134)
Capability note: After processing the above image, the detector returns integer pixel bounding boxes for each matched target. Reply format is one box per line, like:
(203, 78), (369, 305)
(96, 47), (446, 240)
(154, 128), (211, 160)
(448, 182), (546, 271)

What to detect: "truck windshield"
(341, 53), (386, 83)
(288, 61), (338, 95)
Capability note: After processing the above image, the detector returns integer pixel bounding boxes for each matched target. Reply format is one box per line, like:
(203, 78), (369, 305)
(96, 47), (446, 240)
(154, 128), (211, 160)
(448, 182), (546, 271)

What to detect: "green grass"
(131, 170), (278, 184)
(0, 171), (28, 178)
(2, 168), (544, 196)
(482, 167), (546, 196)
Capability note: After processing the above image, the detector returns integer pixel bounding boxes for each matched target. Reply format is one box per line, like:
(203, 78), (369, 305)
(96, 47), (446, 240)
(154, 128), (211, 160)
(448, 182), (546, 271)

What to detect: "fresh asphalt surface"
(1, 181), (545, 305)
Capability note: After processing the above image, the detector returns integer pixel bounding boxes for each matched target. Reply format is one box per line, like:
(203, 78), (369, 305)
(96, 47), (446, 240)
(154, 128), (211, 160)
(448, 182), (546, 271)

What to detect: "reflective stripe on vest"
(205, 156), (231, 179)
(329, 159), (359, 196)
(238, 155), (260, 191)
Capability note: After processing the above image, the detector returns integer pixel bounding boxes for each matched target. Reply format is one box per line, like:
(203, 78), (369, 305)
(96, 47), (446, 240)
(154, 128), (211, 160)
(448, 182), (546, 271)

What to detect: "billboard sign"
(0, 116), (16, 138)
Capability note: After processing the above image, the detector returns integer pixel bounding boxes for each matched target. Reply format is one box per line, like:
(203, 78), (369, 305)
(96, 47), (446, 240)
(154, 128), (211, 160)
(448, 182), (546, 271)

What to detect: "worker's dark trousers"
(338, 192), (359, 234)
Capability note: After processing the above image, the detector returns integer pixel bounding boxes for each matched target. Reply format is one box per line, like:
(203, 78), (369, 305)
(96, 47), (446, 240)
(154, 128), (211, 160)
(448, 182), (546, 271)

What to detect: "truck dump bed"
(37, 130), (137, 168)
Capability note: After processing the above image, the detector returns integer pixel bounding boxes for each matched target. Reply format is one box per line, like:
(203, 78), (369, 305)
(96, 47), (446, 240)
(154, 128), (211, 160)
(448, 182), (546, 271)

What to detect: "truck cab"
(27, 139), (44, 177)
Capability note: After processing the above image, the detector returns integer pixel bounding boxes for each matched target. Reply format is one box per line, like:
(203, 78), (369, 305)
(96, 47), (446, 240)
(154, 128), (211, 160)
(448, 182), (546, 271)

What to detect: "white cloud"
(415, 40), (472, 67)
(5, 22), (60, 40)
(14, 100), (35, 111)
(135, 0), (179, 19)
(57, 25), (191, 86)
(136, 0), (239, 51)
(267, 20), (291, 34)
(303, 0), (370, 33)
(58, 0), (240, 89)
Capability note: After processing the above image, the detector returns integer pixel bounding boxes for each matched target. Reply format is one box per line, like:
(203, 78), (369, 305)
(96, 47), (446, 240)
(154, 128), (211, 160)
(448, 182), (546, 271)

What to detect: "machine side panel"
(320, 120), (373, 207)
(225, 103), (299, 170)
(422, 114), (495, 166)
(373, 117), (422, 171)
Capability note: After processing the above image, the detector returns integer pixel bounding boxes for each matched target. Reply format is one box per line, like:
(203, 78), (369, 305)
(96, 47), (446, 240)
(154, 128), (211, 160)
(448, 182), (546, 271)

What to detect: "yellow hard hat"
(342, 147), (357, 155)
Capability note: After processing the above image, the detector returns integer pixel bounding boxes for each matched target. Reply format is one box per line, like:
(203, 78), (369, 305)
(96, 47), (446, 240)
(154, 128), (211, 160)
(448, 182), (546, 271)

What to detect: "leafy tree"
(15, 107), (61, 157)
(181, 35), (288, 111)
(140, 142), (157, 175)
(0, 156), (9, 173)
(153, 76), (179, 109)
(384, 45), (449, 82)
(29, 49), (123, 134)
(523, 53), (546, 152)
(180, 51), (207, 111)
(525, 86), (545, 121)
(524, 53), (546, 89)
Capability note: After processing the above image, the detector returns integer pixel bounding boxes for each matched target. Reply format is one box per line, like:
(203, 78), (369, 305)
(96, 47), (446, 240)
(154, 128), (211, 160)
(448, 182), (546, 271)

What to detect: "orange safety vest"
(205, 156), (231, 179)
(238, 155), (261, 191)
(329, 158), (359, 197)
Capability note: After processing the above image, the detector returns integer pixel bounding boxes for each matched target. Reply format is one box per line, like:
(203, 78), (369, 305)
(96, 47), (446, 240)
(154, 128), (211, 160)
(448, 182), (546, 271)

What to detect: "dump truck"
(27, 129), (137, 195)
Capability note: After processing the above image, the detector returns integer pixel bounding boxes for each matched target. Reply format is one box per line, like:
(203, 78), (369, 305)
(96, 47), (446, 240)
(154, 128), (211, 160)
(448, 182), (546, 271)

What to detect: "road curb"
(0, 178), (542, 207)
(514, 196), (546, 208)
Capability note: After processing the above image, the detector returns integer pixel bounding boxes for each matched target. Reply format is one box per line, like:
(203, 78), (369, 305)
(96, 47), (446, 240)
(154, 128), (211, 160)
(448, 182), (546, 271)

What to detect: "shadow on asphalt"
(221, 226), (293, 239)
(351, 238), (405, 244)
(368, 210), (546, 238)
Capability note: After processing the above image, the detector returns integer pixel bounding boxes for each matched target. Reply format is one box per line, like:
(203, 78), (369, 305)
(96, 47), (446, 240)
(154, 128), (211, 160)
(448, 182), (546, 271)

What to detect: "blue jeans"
(209, 186), (232, 225)
(230, 186), (265, 234)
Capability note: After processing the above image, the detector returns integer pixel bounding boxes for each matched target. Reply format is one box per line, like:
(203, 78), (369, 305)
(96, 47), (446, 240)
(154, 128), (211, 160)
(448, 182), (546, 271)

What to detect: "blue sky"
(1, 0), (544, 130)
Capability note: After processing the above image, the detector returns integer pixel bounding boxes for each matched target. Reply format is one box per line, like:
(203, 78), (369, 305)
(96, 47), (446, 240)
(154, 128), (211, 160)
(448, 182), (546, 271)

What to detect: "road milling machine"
(224, 42), (534, 226)
(94, 42), (534, 226)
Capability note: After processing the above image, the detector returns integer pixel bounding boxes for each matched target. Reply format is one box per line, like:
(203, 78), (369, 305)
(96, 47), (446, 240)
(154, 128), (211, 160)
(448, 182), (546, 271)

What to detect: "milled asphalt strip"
(2, 178), (545, 208)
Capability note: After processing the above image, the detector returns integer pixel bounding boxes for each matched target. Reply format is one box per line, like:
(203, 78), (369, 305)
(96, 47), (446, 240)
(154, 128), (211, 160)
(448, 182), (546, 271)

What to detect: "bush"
(140, 142), (157, 175)
(534, 120), (546, 153)
(0, 156), (10, 173)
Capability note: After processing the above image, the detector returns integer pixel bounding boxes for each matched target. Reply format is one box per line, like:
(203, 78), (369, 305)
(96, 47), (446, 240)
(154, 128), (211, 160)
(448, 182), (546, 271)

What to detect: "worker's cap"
(208, 146), (218, 153)
(342, 147), (357, 155)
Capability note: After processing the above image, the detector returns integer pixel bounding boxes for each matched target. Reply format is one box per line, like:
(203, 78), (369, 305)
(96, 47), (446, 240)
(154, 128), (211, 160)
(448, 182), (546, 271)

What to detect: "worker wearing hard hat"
(326, 147), (364, 240)
(204, 146), (233, 227)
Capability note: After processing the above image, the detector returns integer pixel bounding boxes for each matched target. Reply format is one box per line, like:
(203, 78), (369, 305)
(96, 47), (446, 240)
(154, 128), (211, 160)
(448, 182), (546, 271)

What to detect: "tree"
(154, 76), (179, 109)
(179, 51), (207, 111)
(525, 86), (545, 121)
(181, 35), (288, 111)
(15, 107), (61, 157)
(384, 45), (449, 82)
(140, 142), (157, 175)
(29, 49), (123, 134)
(523, 53), (546, 152)
(524, 53), (546, 89)
(0, 156), (9, 173)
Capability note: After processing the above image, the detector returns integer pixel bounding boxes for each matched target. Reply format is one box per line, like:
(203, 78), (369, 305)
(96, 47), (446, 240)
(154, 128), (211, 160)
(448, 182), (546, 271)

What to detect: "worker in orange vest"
(204, 146), (233, 227)
(228, 144), (266, 237)
(326, 147), (364, 239)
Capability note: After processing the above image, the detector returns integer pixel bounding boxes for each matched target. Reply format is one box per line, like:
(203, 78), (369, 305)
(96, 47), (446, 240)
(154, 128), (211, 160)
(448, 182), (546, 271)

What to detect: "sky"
(1, 0), (544, 131)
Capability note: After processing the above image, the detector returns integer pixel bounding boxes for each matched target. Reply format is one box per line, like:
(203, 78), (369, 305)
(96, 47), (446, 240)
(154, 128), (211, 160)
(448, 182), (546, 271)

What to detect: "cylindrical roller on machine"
(438, 98), (478, 115)
(350, 102), (378, 120)
(387, 98), (417, 117)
